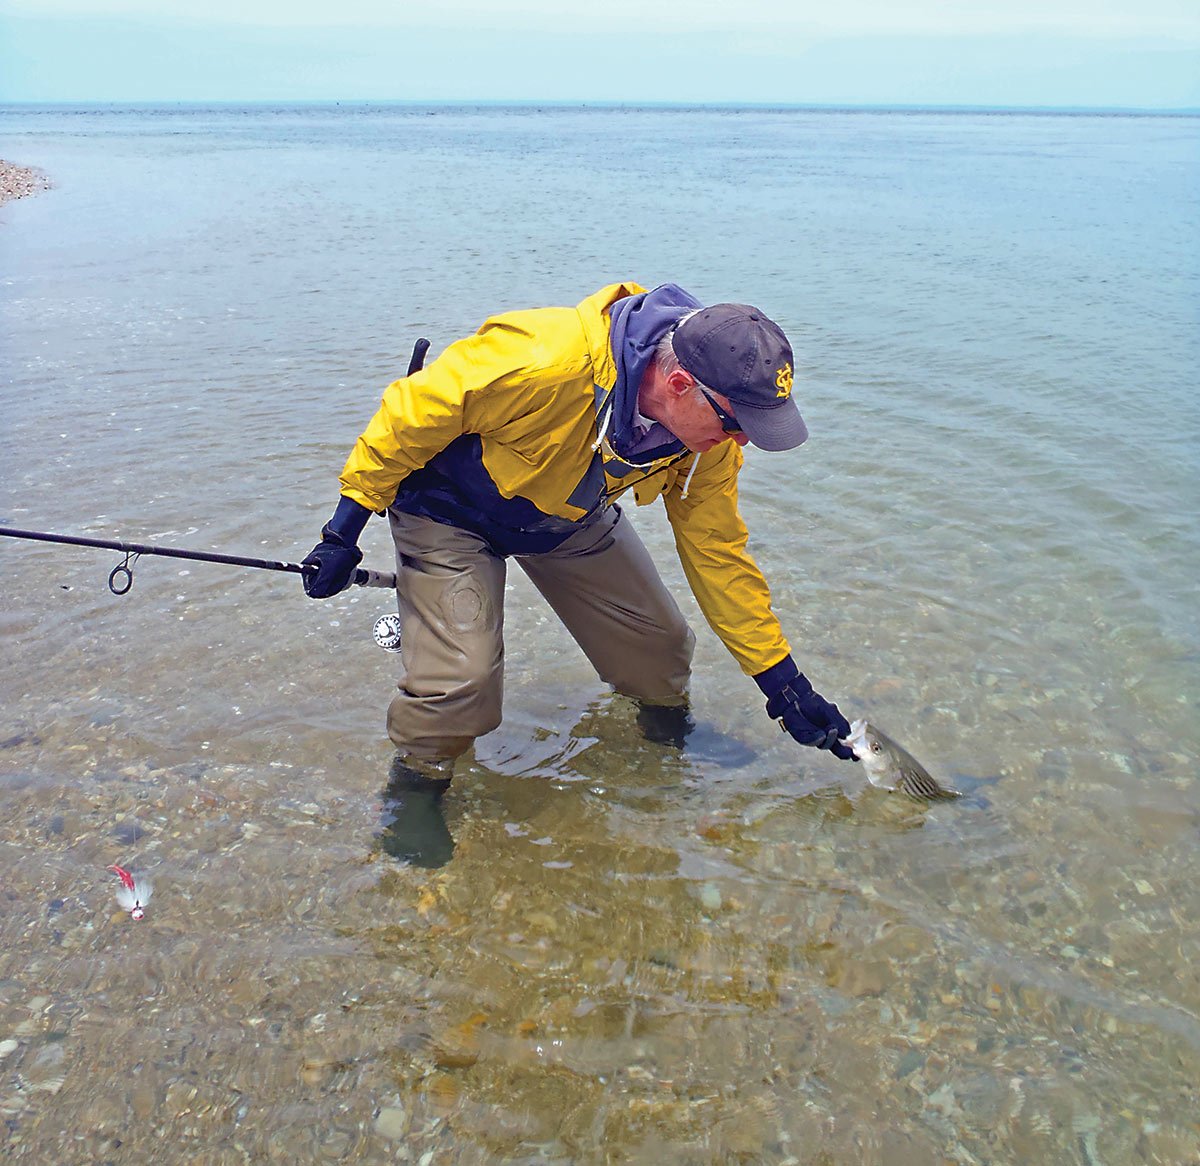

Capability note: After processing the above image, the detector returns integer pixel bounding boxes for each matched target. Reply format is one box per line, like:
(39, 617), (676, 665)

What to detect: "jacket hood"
(604, 283), (703, 469)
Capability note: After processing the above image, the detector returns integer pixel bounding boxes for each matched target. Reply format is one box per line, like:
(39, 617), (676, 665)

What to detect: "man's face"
(661, 371), (750, 454)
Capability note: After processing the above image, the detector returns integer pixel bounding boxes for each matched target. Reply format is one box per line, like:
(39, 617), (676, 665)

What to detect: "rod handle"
(352, 567), (397, 590)
(407, 337), (431, 377)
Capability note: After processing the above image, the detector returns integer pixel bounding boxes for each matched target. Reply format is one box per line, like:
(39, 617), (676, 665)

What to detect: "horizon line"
(2, 98), (1198, 115)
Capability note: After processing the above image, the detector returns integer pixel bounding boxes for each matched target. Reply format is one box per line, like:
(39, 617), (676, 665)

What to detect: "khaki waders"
(386, 505), (695, 763)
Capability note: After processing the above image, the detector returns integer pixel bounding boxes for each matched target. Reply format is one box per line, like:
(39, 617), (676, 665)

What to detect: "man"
(303, 282), (855, 859)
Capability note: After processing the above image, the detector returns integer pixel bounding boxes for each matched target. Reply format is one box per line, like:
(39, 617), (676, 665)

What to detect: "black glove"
(302, 497), (371, 599)
(755, 655), (856, 762)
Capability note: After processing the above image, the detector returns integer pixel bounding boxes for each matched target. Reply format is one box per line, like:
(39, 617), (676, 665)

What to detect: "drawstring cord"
(591, 400), (613, 452)
(592, 392), (698, 498)
(679, 452), (700, 499)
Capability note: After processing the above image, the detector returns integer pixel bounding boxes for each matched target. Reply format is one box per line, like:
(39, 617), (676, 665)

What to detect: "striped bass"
(842, 719), (961, 801)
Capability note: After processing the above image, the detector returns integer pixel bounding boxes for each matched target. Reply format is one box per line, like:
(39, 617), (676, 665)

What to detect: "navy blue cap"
(673, 304), (808, 451)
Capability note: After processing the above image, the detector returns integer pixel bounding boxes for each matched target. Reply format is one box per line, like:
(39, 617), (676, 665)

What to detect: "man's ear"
(665, 368), (694, 398)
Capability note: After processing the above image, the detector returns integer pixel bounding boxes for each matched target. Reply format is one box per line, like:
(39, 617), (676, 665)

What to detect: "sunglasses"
(698, 387), (743, 434)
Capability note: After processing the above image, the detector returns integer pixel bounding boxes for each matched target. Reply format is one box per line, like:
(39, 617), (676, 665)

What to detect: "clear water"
(1, 104), (1198, 1163)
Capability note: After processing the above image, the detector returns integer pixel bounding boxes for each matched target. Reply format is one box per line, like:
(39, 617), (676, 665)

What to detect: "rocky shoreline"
(0, 160), (52, 206)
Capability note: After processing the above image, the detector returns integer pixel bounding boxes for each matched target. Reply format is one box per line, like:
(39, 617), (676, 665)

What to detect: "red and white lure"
(108, 864), (153, 920)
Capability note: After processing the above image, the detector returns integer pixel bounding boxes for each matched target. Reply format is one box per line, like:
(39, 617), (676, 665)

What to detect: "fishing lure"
(109, 864), (153, 920)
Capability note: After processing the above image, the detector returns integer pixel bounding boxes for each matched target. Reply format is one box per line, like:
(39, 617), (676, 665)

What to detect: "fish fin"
(863, 770), (897, 791)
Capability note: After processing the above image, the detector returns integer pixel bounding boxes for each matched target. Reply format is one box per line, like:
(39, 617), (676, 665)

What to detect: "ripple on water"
(1, 105), (1198, 1163)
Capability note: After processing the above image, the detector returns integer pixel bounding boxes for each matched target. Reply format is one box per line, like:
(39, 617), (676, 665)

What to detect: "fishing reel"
(372, 612), (403, 653)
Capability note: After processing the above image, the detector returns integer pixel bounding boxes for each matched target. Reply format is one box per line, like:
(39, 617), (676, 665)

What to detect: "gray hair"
(654, 308), (703, 379)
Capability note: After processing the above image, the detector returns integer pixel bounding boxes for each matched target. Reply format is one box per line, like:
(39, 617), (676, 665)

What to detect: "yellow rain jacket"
(338, 282), (790, 676)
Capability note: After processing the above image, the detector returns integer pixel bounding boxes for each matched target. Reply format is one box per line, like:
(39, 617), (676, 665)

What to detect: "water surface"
(1, 104), (1198, 1163)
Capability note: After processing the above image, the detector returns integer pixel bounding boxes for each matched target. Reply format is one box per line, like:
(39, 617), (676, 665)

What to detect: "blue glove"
(755, 655), (856, 762)
(302, 497), (371, 599)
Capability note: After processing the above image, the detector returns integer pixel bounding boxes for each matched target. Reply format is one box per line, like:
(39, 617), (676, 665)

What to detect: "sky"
(1, 0), (1198, 108)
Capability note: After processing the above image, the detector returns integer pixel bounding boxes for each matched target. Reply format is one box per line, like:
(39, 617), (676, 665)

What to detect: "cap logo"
(774, 363), (793, 398)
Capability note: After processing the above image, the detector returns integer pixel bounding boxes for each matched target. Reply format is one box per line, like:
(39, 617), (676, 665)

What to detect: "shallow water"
(1, 104), (1198, 1163)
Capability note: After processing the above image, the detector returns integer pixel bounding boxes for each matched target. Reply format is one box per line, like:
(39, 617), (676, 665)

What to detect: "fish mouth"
(841, 719), (869, 751)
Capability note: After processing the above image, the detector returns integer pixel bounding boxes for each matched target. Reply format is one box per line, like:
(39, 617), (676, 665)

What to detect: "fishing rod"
(0, 525), (396, 595)
(1, 339), (432, 634)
